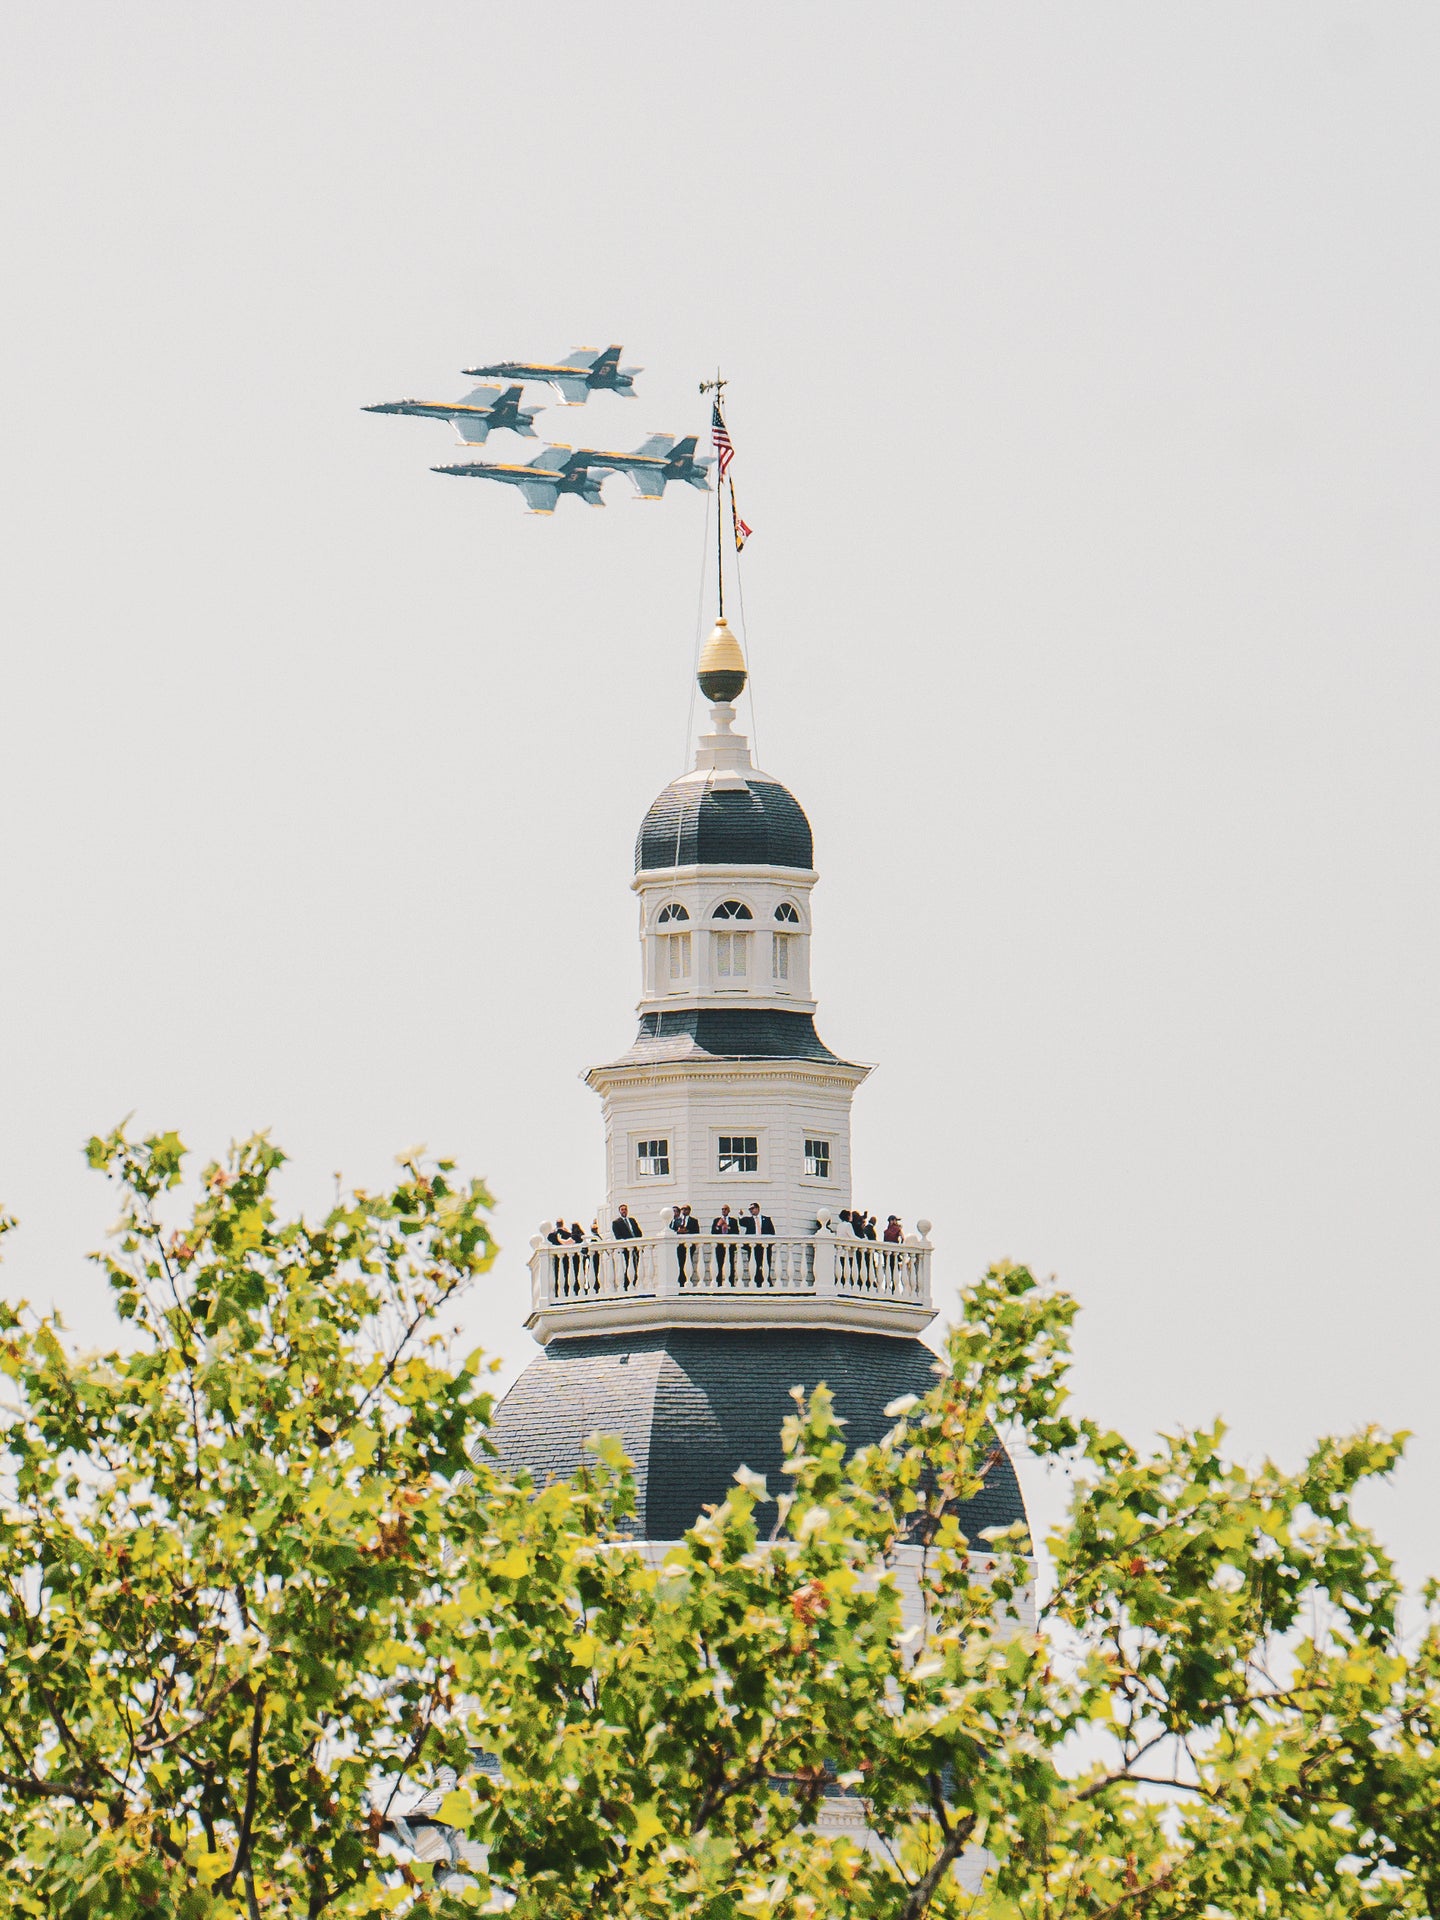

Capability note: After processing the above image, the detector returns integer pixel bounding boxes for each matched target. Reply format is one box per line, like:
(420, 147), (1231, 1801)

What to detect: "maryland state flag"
(729, 478), (753, 552)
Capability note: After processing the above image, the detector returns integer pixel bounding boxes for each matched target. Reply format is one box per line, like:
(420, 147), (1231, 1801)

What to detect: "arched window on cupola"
(710, 901), (752, 987)
(655, 903), (691, 988)
(771, 903), (801, 989)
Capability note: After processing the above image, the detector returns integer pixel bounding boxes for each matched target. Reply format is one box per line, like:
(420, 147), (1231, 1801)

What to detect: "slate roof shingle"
(636, 779), (814, 873)
(627, 1008), (840, 1061)
(490, 1328), (1030, 1546)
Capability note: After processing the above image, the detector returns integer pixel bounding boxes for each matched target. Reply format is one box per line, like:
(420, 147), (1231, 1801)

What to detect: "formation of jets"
(365, 345), (711, 513)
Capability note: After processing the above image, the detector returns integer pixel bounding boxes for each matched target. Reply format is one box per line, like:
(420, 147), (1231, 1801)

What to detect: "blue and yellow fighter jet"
(362, 382), (539, 444)
(460, 344), (641, 405)
(573, 433), (712, 500)
(433, 444), (603, 514)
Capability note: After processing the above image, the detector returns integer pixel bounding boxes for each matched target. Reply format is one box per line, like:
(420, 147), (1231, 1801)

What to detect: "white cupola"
(578, 619), (890, 1266)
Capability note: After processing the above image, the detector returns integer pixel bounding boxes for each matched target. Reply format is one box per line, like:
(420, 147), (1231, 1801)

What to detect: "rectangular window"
(804, 1137), (831, 1180)
(667, 932), (691, 981)
(636, 1138), (669, 1177)
(714, 931), (748, 981)
(717, 1134), (759, 1175)
(772, 932), (792, 983)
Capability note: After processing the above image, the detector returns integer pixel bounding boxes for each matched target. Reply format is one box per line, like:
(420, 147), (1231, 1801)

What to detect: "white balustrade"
(527, 1224), (933, 1334)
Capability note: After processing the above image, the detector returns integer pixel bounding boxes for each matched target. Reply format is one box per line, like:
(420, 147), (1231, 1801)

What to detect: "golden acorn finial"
(697, 617), (747, 702)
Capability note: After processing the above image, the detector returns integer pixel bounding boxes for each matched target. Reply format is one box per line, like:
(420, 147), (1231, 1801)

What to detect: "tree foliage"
(1, 1128), (1438, 1917)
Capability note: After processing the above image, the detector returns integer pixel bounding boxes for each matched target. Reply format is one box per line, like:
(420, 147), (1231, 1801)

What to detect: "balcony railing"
(526, 1222), (934, 1339)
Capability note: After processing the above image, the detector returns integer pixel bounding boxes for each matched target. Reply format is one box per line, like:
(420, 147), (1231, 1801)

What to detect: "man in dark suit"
(546, 1217), (576, 1289)
(739, 1200), (775, 1281)
(710, 1203), (739, 1282)
(612, 1203), (643, 1286)
(668, 1203), (700, 1283)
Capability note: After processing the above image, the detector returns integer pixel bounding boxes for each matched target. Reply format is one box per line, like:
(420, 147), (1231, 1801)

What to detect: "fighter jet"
(433, 444), (603, 514)
(461, 344), (641, 405)
(362, 382), (539, 444)
(575, 432), (712, 500)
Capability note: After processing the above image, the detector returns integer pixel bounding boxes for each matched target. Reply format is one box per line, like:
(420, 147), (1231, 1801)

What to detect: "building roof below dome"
(489, 1328), (1029, 1546)
(608, 1007), (842, 1065)
(636, 777), (814, 873)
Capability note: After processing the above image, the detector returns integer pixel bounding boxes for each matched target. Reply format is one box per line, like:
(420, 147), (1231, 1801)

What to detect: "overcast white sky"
(1, 5), (1436, 1585)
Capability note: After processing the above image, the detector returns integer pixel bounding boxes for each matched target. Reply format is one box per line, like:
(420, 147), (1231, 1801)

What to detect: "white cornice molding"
(586, 1058), (874, 1093)
(632, 863), (820, 891)
(527, 1293), (937, 1342)
(634, 993), (819, 1017)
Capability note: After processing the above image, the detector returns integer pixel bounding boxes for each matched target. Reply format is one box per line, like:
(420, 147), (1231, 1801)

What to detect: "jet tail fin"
(527, 444), (574, 474)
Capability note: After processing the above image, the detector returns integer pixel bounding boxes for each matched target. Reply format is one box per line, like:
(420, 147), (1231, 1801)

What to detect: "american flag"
(711, 401), (735, 478)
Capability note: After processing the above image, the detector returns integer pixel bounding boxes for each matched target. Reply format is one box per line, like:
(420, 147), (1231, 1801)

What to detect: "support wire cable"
(668, 472), (714, 883)
(732, 501), (759, 774)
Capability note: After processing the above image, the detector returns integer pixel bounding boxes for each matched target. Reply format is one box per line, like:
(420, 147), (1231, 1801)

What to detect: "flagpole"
(715, 367), (724, 619)
(700, 368), (728, 621)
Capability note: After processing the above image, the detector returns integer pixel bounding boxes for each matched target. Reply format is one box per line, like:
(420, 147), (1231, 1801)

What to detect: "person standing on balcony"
(612, 1202), (643, 1287)
(547, 1218), (577, 1288)
(669, 1202), (699, 1284)
(740, 1201), (775, 1282)
(711, 1203), (739, 1283)
(883, 1215), (903, 1244)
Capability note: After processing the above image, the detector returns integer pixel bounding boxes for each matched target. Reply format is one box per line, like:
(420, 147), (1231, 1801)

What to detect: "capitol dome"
(491, 1328), (1028, 1544)
(492, 608), (1030, 1572)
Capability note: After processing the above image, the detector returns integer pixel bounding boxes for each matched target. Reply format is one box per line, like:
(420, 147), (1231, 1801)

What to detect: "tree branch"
(896, 1809), (977, 1919)
(0, 1768), (106, 1804)
(220, 1685), (265, 1900)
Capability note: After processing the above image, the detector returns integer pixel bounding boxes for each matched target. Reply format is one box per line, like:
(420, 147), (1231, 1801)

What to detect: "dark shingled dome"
(490, 1328), (1029, 1545)
(636, 778), (814, 873)
(631, 1008), (838, 1060)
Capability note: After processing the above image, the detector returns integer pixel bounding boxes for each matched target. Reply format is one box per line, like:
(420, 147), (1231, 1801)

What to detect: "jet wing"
(448, 413), (491, 444)
(518, 480), (560, 513)
(631, 472), (668, 500)
(550, 375), (592, 404)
